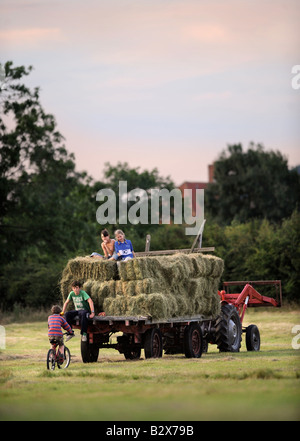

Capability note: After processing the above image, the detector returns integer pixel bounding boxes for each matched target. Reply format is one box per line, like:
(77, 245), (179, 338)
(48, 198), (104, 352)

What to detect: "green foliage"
(0, 61), (299, 309)
(205, 143), (300, 224)
(93, 161), (176, 240)
(0, 61), (99, 308)
(3, 257), (62, 307)
(121, 223), (193, 253)
(100, 161), (174, 192)
(204, 211), (300, 301)
(0, 61), (97, 263)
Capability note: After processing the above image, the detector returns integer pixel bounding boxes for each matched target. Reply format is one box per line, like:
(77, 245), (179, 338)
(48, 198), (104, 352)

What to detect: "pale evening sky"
(0, 0), (299, 185)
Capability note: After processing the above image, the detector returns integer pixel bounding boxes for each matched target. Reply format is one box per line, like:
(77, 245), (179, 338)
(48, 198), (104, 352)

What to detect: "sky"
(0, 0), (299, 186)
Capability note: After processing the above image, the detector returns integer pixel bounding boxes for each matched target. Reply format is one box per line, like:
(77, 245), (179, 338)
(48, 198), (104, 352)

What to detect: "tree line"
(0, 61), (299, 309)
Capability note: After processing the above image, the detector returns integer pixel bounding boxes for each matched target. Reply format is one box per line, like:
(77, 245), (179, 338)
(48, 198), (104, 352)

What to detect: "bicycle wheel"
(57, 346), (71, 369)
(47, 349), (56, 370)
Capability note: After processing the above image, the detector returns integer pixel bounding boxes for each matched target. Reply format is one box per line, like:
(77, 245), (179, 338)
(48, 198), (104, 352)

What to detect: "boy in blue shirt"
(114, 229), (135, 261)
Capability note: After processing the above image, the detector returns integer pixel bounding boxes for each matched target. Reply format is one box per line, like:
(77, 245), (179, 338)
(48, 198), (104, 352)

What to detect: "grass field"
(0, 307), (299, 421)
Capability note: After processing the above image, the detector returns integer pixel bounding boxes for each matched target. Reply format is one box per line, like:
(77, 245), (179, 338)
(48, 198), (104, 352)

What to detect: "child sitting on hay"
(113, 229), (136, 261)
(90, 229), (116, 259)
(101, 229), (118, 259)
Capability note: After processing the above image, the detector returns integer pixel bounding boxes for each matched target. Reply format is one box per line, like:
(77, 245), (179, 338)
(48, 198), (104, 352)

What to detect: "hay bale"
(82, 280), (116, 311)
(60, 252), (223, 319)
(103, 295), (129, 316)
(60, 257), (118, 300)
(118, 253), (223, 282)
(62, 256), (118, 281)
(103, 292), (179, 320)
(82, 275), (221, 319)
(118, 257), (156, 281)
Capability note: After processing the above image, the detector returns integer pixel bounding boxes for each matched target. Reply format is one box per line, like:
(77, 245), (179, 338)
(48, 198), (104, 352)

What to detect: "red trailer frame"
(218, 280), (282, 324)
(65, 231), (283, 361)
(70, 280), (282, 362)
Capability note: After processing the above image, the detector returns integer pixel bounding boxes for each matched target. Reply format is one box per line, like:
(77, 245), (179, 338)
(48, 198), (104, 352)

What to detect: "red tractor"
(215, 280), (282, 352)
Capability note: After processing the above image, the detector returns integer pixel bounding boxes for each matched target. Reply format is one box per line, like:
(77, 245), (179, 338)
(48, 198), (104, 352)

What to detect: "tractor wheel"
(144, 328), (163, 358)
(184, 323), (203, 358)
(215, 303), (242, 352)
(81, 339), (99, 363)
(246, 324), (260, 351)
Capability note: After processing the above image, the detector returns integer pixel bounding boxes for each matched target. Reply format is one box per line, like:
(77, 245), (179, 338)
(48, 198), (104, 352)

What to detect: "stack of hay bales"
(60, 253), (224, 320)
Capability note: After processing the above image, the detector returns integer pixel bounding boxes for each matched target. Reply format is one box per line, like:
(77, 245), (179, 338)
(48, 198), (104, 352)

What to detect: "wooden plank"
(190, 219), (206, 253)
(145, 234), (151, 252)
(135, 247), (214, 257)
(92, 314), (212, 325)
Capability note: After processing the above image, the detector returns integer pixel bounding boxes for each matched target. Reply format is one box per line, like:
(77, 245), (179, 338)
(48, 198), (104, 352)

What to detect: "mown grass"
(0, 307), (299, 421)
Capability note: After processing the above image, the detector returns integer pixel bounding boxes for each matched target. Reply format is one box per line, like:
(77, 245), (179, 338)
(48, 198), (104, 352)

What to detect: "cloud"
(0, 0), (299, 184)
(0, 27), (64, 49)
(193, 91), (232, 101)
(182, 23), (231, 43)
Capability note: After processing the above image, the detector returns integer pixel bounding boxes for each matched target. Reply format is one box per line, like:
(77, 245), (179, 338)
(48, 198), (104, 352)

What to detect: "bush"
(0, 258), (63, 310)
(1, 212), (298, 310)
(204, 211), (300, 301)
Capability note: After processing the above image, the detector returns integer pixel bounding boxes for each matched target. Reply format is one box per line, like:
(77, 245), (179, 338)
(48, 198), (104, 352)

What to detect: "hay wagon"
(61, 235), (281, 363)
(71, 279), (281, 363)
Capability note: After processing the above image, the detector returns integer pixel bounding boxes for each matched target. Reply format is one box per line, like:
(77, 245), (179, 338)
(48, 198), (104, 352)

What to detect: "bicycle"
(47, 332), (71, 370)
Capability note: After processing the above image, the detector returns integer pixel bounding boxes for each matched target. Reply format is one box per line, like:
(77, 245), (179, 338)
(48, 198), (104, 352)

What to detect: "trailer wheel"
(184, 323), (203, 358)
(121, 334), (142, 360)
(246, 324), (260, 351)
(124, 348), (141, 360)
(144, 328), (163, 358)
(81, 339), (99, 363)
(215, 303), (242, 352)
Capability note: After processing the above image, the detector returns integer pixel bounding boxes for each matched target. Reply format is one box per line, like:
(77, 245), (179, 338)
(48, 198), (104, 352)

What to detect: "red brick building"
(178, 164), (214, 216)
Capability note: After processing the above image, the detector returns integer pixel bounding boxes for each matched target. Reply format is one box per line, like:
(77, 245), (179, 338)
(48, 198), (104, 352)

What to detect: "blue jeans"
(65, 310), (89, 335)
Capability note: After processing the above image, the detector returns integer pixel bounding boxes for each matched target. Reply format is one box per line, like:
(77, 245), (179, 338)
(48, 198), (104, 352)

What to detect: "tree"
(0, 61), (97, 265)
(203, 212), (300, 301)
(205, 143), (300, 224)
(101, 161), (174, 192)
(0, 61), (99, 308)
(93, 161), (177, 247)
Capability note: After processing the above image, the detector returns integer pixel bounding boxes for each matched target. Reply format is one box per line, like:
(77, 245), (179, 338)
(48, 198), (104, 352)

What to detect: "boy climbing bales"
(61, 280), (95, 342)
